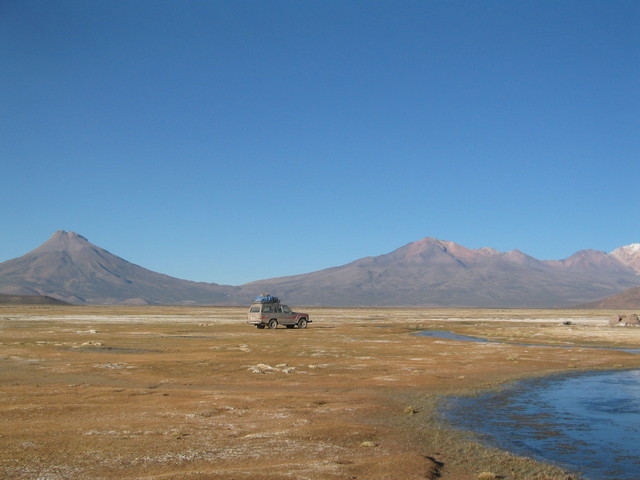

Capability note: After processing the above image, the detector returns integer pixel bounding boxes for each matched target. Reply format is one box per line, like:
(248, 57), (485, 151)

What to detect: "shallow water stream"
(420, 330), (640, 478)
(416, 330), (640, 354)
(441, 370), (640, 479)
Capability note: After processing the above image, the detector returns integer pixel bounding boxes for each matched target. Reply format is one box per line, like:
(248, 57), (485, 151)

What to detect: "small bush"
(477, 473), (498, 480)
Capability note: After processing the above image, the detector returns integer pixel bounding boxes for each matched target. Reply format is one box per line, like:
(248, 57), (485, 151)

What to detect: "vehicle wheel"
(257, 324), (265, 329)
(297, 318), (308, 329)
(268, 319), (278, 329)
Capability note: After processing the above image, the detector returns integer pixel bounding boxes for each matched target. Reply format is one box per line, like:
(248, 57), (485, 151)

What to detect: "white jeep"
(247, 301), (310, 329)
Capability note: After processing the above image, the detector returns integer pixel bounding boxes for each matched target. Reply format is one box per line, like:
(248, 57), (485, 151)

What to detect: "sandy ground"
(1, 306), (639, 480)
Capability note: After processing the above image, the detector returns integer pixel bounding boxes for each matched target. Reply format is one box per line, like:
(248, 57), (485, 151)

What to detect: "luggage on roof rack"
(254, 293), (280, 304)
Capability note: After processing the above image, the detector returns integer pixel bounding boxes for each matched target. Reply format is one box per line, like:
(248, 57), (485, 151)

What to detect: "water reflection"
(442, 370), (640, 479)
(416, 330), (640, 354)
(416, 330), (493, 343)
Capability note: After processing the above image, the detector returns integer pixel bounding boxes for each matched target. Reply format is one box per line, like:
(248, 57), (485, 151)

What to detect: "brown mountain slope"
(574, 286), (640, 309)
(238, 238), (640, 308)
(2, 232), (640, 307)
(0, 294), (70, 305)
(0, 231), (236, 305)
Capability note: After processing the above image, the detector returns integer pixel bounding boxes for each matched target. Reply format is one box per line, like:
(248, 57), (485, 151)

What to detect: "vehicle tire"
(257, 324), (265, 329)
(297, 318), (308, 329)
(268, 319), (278, 329)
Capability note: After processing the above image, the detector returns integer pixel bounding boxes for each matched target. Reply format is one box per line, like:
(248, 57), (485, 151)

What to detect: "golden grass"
(1, 305), (638, 479)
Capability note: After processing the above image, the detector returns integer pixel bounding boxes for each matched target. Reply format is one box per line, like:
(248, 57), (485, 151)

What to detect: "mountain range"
(0, 231), (236, 305)
(237, 238), (640, 307)
(1, 231), (640, 307)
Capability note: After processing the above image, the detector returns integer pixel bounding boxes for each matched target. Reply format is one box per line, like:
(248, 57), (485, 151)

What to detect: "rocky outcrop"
(608, 313), (640, 327)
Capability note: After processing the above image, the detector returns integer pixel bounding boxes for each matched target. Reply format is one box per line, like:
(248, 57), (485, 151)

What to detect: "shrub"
(477, 473), (498, 480)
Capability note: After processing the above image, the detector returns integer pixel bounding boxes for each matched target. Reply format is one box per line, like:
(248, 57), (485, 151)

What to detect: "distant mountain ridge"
(575, 286), (640, 309)
(236, 238), (640, 307)
(0, 294), (70, 305)
(0, 231), (235, 305)
(610, 243), (640, 273)
(1, 231), (640, 307)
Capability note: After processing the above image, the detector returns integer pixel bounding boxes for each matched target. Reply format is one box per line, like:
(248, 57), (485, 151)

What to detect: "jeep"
(247, 302), (311, 329)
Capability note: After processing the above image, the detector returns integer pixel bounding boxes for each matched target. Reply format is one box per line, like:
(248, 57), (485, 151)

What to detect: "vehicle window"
(263, 306), (272, 313)
(276, 306), (283, 313)
(250, 306), (260, 313)
(282, 306), (291, 314)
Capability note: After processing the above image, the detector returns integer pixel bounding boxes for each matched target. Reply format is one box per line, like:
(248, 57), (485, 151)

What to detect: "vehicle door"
(261, 304), (274, 320)
(280, 305), (295, 324)
(269, 305), (282, 323)
(248, 304), (261, 322)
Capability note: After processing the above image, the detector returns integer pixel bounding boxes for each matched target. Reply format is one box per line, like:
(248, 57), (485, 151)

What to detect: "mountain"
(237, 238), (640, 308)
(573, 286), (640, 309)
(1, 232), (640, 307)
(0, 294), (71, 305)
(610, 244), (640, 273)
(0, 231), (236, 305)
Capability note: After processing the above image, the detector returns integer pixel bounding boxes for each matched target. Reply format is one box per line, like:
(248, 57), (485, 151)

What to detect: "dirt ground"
(1, 306), (639, 480)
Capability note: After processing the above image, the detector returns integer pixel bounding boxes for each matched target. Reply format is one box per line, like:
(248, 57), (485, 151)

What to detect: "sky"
(1, 0), (639, 285)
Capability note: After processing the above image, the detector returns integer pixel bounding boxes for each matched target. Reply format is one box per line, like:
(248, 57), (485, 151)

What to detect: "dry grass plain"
(2, 305), (640, 480)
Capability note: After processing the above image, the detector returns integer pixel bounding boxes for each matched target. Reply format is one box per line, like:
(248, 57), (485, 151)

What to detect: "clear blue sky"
(2, 0), (639, 285)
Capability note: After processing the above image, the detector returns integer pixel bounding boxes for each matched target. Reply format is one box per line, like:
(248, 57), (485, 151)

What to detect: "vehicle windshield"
(249, 306), (260, 313)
